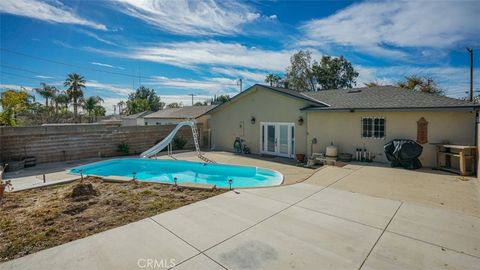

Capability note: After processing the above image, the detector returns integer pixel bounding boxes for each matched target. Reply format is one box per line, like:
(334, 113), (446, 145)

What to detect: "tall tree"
(166, 102), (182, 108)
(211, 95), (230, 104)
(82, 96), (104, 122)
(193, 101), (208, 106)
(125, 86), (164, 115)
(284, 50), (316, 91)
(34, 82), (55, 108)
(117, 100), (126, 115)
(364, 81), (382, 88)
(265, 73), (282, 87)
(283, 51), (359, 91)
(312, 55), (359, 90)
(397, 76), (444, 95)
(54, 91), (70, 111)
(64, 73), (86, 121)
(0, 88), (33, 126)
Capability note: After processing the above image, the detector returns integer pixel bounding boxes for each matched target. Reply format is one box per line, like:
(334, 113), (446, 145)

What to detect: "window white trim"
(361, 117), (386, 139)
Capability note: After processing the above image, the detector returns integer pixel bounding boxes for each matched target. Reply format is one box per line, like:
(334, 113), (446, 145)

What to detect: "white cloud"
(148, 76), (239, 95)
(91, 62), (125, 70)
(268, 14), (277, 20)
(94, 40), (311, 72)
(210, 67), (266, 82)
(356, 65), (477, 98)
(35, 75), (54, 79)
(114, 0), (260, 35)
(300, 1), (480, 59)
(0, 0), (107, 30)
(0, 84), (33, 91)
(86, 80), (133, 96)
(161, 95), (212, 106)
(77, 29), (116, 46)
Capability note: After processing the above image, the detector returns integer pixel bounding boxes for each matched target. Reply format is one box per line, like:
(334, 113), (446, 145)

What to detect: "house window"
(145, 122), (148, 126)
(361, 117), (385, 139)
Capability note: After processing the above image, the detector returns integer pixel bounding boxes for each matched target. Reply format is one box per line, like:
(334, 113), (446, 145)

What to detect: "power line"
(1, 70), (48, 83)
(1, 64), (57, 79)
(1, 48), (245, 87)
(1, 47), (154, 80)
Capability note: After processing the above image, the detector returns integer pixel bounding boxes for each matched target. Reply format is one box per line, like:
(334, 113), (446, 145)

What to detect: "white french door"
(260, 122), (295, 158)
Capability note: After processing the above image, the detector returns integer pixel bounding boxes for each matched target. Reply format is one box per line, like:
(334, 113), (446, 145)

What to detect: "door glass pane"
(261, 125), (265, 151)
(279, 125), (288, 154)
(291, 126), (295, 155)
(267, 125), (275, 152)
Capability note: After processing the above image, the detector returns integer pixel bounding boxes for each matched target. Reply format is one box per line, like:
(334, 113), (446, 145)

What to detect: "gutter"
(301, 106), (480, 113)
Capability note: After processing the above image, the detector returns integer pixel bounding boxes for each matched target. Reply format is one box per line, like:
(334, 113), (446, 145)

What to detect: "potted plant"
(1, 164), (13, 202)
(296, 153), (306, 163)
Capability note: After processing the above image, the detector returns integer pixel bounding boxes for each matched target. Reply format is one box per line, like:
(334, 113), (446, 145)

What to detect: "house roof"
(301, 85), (478, 111)
(205, 84), (329, 115)
(144, 105), (216, 119)
(121, 111), (152, 119)
(259, 85), (330, 106)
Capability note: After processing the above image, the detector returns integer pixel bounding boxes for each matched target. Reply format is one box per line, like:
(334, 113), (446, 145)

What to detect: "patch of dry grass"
(0, 177), (225, 262)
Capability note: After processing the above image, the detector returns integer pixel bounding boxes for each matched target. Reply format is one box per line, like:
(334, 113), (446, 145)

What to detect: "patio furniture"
(434, 144), (476, 176)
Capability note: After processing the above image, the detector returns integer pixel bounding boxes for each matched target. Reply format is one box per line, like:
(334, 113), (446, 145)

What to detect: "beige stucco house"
(207, 84), (478, 167)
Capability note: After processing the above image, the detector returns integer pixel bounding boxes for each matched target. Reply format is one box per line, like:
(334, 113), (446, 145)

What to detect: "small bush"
(117, 142), (130, 155)
(173, 137), (187, 150)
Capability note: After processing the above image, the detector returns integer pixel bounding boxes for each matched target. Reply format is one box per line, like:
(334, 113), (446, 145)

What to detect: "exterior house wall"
(209, 86), (310, 155)
(121, 118), (144, 126)
(306, 110), (476, 167)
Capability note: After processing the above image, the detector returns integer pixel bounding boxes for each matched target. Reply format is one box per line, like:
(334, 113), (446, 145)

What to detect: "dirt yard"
(0, 177), (225, 262)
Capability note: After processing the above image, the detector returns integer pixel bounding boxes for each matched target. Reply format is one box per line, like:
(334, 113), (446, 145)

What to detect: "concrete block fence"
(0, 124), (202, 164)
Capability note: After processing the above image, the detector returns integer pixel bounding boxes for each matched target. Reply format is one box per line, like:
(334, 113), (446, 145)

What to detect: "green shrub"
(117, 142), (130, 155)
(173, 137), (187, 150)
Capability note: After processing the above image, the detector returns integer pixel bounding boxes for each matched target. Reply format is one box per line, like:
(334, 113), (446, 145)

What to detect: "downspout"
(305, 111), (309, 157)
(476, 109), (479, 178)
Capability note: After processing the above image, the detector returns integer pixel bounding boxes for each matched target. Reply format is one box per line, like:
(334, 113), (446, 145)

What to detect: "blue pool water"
(69, 158), (283, 188)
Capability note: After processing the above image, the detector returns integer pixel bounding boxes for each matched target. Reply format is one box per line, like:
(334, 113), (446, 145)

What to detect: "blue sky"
(1, 0), (479, 113)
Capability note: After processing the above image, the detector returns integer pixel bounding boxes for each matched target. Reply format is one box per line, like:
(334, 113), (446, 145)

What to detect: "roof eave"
(301, 106), (480, 112)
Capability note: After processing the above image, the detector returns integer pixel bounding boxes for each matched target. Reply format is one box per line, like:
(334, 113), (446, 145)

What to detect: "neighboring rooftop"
(144, 105), (216, 119)
(121, 111), (152, 119)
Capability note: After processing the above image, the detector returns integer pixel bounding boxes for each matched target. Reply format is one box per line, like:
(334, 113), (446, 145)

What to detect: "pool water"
(69, 158), (283, 188)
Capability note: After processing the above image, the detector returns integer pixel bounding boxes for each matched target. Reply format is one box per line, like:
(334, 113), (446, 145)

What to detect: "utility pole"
(467, 48), (473, 102)
(188, 94), (196, 106)
(237, 78), (243, 92)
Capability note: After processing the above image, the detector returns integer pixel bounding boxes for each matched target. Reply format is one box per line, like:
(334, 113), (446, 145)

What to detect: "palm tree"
(54, 91), (69, 111)
(64, 73), (86, 121)
(265, 73), (281, 87)
(49, 86), (59, 110)
(117, 101), (126, 115)
(34, 83), (55, 108)
(82, 96), (104, 122)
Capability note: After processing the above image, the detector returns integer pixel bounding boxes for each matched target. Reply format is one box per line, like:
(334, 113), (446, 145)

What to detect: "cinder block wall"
(0, 124), (202, 164)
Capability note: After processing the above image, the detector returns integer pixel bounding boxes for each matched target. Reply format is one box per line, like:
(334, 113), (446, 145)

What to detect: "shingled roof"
(301, 85), (477, 111)
(144, 105), (216, 119)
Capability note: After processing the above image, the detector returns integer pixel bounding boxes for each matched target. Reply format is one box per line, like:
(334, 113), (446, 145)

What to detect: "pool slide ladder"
(140, 120), (214, 163)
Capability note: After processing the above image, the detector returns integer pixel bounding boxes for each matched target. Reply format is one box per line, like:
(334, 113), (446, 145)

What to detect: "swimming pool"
(69, 158), (284, 188)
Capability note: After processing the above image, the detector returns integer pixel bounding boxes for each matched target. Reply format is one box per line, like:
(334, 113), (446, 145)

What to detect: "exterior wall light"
(298, 116), (304, 125)
(251, 116), (256, 124)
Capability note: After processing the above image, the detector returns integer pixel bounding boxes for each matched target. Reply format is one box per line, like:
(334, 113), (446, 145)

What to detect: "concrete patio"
(1, 156), (479, 269)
